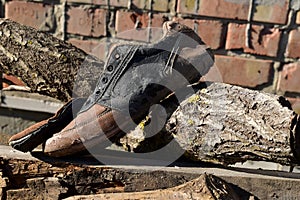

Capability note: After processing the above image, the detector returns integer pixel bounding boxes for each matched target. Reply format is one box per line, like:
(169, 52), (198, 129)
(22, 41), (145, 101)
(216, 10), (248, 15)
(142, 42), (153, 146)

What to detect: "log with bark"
(165, 82), (300, 166)
(0, 19), (104, 102)
(1, 19), (300, 167)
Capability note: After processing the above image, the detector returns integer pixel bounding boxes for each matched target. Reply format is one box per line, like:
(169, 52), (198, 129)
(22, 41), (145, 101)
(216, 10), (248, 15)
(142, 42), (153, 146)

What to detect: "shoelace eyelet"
(107, 65), (114, 72)
(102, 77), (108, 84)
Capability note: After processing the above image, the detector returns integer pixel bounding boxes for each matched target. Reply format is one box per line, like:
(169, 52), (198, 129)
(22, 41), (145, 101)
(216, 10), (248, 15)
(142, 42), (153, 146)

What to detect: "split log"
(166, 82), (300, 166)
(0, 19), (104, 102)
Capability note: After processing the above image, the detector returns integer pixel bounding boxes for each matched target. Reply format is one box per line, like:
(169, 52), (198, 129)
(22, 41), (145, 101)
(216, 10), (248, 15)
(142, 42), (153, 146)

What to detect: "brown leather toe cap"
(43, 104), (125, 157)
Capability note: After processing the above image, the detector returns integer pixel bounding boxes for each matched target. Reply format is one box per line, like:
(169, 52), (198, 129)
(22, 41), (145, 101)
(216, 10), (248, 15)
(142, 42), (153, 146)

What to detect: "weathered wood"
(4, 146), (300, 199)
(167, 82), (300, 165)
(64, 174), (240, 200)
(0, 153), (245, 200)
(0, 19), (104, 102)
(6, 177), (67, 200)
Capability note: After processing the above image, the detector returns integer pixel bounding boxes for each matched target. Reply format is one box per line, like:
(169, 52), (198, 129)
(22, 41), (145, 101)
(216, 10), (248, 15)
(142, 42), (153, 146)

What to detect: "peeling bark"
(167, 82), (299, 165)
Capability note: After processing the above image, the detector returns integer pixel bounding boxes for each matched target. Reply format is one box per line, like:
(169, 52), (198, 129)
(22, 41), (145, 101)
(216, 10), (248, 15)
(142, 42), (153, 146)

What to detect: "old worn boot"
(42, 21), (215, 157)
(9, 21), (214, 157)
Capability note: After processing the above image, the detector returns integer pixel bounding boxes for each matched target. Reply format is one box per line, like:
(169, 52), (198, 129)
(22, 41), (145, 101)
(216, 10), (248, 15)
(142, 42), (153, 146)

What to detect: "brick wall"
(3, 0), (300, 112)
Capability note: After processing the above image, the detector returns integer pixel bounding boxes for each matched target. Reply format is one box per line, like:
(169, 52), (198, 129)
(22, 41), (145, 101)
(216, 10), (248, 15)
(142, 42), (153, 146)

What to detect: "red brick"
(226, 23), (245, 49)
(116, 10), (149, 42)
(226, 23), (281, 57)
(67, 7), (106, 37)
(253, 0), (289, 24)
(152, 0), (169, 12)
(151, 14), (168, 28)
(177, 0), (198, 14)
(68, 38), (107, 60)
(2, 74), (26, 87)
(132, 0), (151, 10)
(197, 20), (225, 49)
(67, 7), (93, 36)
(286, 29), (300, 58)
(199, 0), (249, 20)
(278, 62), (300, 94)
(109, 0), (128, 7)
(5, 1), (53, 30)
(92, 9), (107, 37)
(203, 55), (273, 87)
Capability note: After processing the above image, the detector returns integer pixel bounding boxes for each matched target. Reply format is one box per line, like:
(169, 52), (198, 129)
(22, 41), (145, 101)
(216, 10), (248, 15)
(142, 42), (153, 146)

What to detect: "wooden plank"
(0, 145), (300, 199)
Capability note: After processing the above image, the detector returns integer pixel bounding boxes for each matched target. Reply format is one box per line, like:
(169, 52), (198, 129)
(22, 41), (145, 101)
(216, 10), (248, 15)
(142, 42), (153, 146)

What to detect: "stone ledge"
(0, 91), (63, 114)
